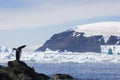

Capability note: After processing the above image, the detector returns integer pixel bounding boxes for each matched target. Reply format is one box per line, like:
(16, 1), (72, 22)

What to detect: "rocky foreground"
(0, 60), (73, 80)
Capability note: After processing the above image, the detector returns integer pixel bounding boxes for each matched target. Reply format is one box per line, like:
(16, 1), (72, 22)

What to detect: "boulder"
(35, 73), (50, 80)
(52, 74), (73, 80)
(0, 60), (50, 80)
(0, 60), (74, 80)
(8, 60), (31, 75)
(8, 60), (50, 80)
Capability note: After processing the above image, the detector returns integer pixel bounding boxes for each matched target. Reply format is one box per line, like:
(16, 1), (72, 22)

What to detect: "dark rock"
(0, 73), (13, 80)
(17, 73), (32, 80)
(0, 60), (50, 80)
(8, 60), (50, 80)
(106, 35), (120, 45)
(35, 73), (50, 80)
(8, 60), (30, 76)
(1, 60), (74, 80)
(52, 74), (73, 80)
(36, 30), (105, 53)
(36, 30), (120, 53)
(0, 65), (17, 80)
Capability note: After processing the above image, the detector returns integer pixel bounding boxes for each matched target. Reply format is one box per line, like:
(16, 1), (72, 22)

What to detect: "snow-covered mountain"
(0, 46), (10, 53)
(74, 22), (120, 43)
(36, 22), (120, 53)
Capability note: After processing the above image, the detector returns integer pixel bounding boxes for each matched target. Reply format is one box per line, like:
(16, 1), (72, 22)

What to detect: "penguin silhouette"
(13, 45), (26, 61)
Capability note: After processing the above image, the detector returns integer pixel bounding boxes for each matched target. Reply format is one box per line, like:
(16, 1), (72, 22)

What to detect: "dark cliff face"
(36, 30), (115, 53)
(36, 30), (120, 53)
(106, 35), (120, 45)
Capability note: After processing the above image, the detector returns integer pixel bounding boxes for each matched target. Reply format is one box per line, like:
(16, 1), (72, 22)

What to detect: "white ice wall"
(101, 45), (120, 54)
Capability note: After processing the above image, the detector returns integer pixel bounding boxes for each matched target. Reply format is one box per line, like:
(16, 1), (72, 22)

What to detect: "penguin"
(13, 45), (26, 61)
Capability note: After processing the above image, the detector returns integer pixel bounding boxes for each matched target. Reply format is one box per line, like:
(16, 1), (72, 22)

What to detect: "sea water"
(27, 63), (120, 80)
(1, 62), (120, 80)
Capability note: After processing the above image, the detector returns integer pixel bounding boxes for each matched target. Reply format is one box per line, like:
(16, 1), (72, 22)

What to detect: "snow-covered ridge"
(0, 46), (11, 53)
(73, 22), (120, 37)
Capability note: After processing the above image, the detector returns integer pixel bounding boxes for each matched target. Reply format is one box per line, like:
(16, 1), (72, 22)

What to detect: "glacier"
(74, 22), (120, 37)
(0, 43), (120, 63)
(73, 22), (120, 44)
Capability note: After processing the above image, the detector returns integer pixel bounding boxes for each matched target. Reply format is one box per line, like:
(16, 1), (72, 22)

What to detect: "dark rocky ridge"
(0, 60), (50, 80)
(36, 30), (120, 53)
(0, 60), (73, 80)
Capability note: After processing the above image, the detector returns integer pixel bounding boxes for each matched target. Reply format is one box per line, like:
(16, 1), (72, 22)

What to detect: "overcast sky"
(0, 0), (120, 50)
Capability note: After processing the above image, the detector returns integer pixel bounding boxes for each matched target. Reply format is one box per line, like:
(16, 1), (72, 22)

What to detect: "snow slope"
(73, 22), (120, 42)
(74, 22), (120, 36)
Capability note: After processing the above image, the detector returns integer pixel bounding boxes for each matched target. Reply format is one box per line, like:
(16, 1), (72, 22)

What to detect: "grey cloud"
(0, 0), (120, 30)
